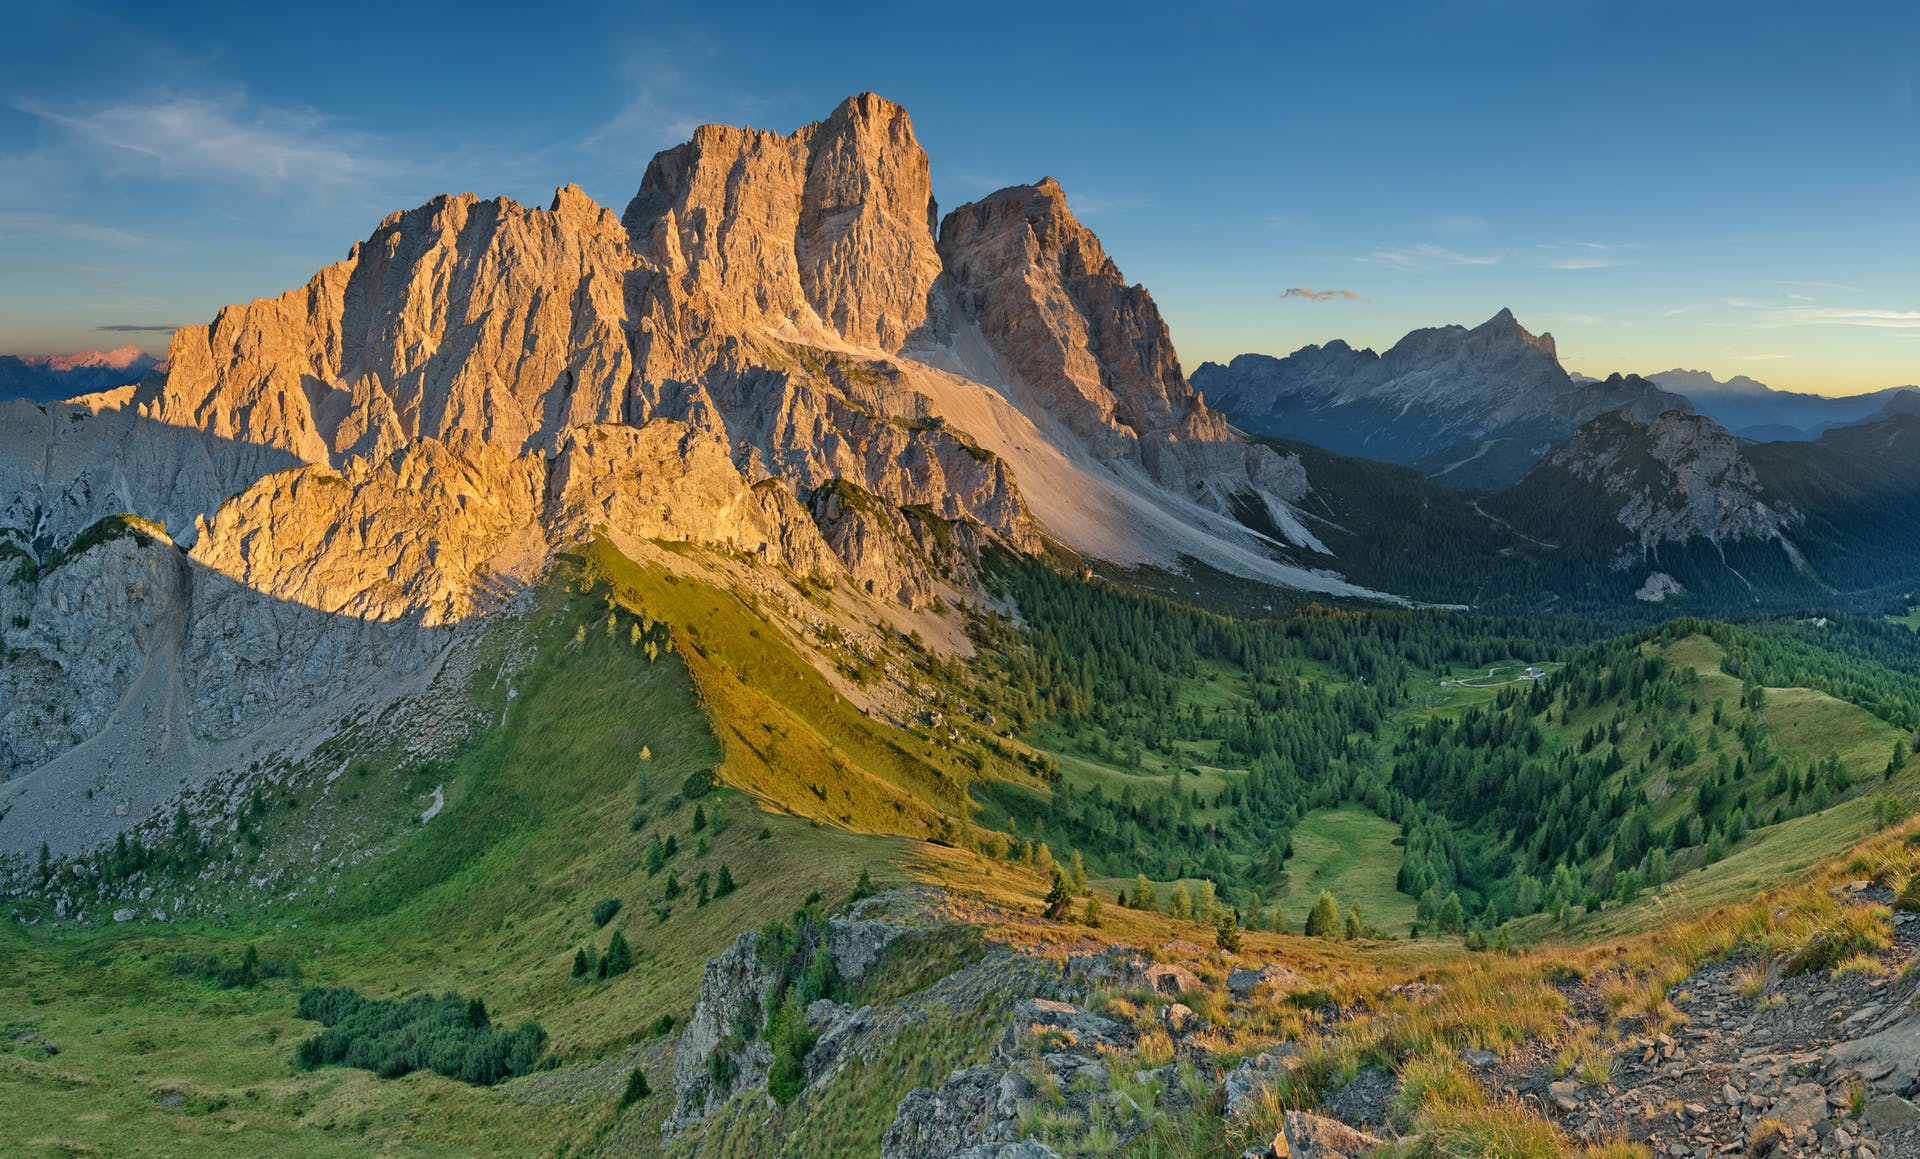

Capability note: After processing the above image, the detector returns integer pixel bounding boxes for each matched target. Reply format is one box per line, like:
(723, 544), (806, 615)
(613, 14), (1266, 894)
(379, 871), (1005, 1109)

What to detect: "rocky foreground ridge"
(595, 878), (1920, 1158)
(1, 93), (1360, 847)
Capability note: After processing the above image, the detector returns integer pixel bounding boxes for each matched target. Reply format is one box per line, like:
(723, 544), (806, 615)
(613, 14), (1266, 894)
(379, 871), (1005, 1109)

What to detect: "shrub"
(651, 1013), (676, 1036)
(592, 898), (623, 928)
(294, 987), (545, 1085)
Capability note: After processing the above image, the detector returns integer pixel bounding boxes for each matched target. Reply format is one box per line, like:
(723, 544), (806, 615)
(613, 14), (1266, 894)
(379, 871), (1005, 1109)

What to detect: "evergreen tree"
(1082, 895), (1104, 927)
(1343, 908), (1363, 940)
(1043, 871), (1074, 921)
(1305, 891), (1339, 938)
(572, 948), (589, 978)
(1216, 908), (1243, 953)
(715, 863), (737, 898)
(692, 804), (707, 832)
(1068, 849), (1089, 895)
(1437, 891), (1465, 933)
(1133, 873), (1156, 911)
(620, 1066), (651, 1107)
(605, 931), (634, 977)
(1169, 883), (1193, 920)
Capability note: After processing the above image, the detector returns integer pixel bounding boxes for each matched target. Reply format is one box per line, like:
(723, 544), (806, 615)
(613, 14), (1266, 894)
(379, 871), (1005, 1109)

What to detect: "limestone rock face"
(189, 436), (546, 626)
(148, 186), (636, 464)
(545, 419), (841, 581)
(0, 396), (301, 549)
(624, 92), (942, 354)
(936, 178), (1303, 507)
(1534, 409), (1797, 557)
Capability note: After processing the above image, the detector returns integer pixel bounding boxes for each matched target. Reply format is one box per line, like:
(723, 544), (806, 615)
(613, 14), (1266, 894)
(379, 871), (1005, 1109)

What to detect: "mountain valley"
(4, 88), (1920, 1159)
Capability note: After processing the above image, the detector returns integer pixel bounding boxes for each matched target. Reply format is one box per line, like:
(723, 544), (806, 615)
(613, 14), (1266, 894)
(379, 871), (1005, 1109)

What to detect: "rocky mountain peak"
(937, 176), (1219, 455)
(624, 90), (942, 353)
(1470, 307), (1557, 362)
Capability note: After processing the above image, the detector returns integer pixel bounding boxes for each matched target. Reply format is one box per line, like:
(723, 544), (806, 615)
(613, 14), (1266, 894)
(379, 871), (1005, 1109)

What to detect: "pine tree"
(692, 804), (707, 832)
(1215, 908), (1243, 953)
(1082, 895), (1104, 927)
(1169, 883), (1193, 920)
(1343, 908), (1363, 940)
(605, 931), (634, 977)
(1043, 871), (1074, 921)
(572, 948), (589, 978)
(1437, 891), (1465, 933)
(1068, 849), (1088, 895)
(715, 863), (737, 898)
(1133, 873), (1156, 912)
(1305, 891), (1339, 938)
(620, 1066), (651, 1107)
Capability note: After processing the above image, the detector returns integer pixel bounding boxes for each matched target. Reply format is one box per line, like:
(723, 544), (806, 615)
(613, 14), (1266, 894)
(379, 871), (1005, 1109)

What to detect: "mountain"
(0, 93), (1385, 851)
(1194, 309), (1691, 488)
(0, 345), (160, 402)
(1647, 367), (1918, 441)
(1485, 407), (1920, 607)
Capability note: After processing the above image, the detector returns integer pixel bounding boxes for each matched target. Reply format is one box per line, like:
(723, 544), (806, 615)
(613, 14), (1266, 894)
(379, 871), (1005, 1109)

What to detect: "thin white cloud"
(1066, 190), (1153, 216)
(1548, 256), (1623, 270)
(1280, 287), (1358, 302)
(1354, 243), (1498, 270)
(18, 94), (402, 195)
(1751, 307), (1920, 330)
(0, 211), (156, 249)
(1542, 241), (1640, 270)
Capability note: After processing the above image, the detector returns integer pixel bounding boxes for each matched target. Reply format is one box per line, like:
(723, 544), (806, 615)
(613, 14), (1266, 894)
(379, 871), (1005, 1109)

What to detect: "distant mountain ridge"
(1194, 309), (1692, 488)
(1485, 406), (1920, 607)
(0, 345), (160, 402)
(1645, 368), (1918, 442)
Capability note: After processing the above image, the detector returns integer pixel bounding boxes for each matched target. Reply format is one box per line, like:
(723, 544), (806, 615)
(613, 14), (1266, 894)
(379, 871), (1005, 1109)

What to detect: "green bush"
(592, 898), (623, 928)
(294, 987), (546, 1085)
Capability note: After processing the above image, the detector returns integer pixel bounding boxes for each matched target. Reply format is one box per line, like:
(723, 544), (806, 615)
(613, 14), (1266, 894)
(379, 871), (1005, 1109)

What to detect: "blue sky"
(4, 1), (1919, 394)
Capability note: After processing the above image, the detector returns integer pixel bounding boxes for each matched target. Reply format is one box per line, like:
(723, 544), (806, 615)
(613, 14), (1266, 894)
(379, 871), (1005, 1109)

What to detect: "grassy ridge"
(0, 550), (909, 1156)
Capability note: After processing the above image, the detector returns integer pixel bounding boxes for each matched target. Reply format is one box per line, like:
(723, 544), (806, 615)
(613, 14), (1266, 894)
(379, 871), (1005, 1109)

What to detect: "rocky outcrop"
(666, 914), (907, 1130)
(1526, 409), (1797, 564)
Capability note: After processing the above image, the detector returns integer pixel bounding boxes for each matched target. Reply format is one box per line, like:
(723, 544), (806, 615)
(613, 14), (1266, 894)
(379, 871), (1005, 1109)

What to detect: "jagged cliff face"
(1483, 408), (1802, 597)
(625, 91), (944, 357)
(1193, 309), (1693, 488)
(0, 92), (1350, 799)
(1536, 409), (1797, 555)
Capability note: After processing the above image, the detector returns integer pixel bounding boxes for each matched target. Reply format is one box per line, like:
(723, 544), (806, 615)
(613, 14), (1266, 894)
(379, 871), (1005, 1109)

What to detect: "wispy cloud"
(1354, 243), (1498, 270)
(1543, 241), (1640, 270)
(17, 93), (403, 196)
(97, 323), (178, 333)
(1065, 190), (1153, 216)
(1751, 307), (1920, 330)
(0, 211), (155, 249)
(1280, 287), (1358, 302)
